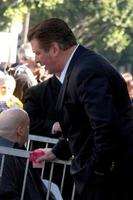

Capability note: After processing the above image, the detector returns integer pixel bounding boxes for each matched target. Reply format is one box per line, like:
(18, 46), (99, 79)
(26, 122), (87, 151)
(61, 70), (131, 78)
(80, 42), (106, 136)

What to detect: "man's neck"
(58, 45), (77, 73)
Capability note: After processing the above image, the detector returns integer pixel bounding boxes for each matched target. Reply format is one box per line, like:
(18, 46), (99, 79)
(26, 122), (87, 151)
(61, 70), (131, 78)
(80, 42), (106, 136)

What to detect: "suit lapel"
(56, 45), (85, 113)
(56, 68), (70, 113)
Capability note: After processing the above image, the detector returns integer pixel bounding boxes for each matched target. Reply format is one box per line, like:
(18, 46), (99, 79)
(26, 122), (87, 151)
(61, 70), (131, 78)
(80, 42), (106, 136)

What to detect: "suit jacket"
(24, 75), (61, 138)
(52, 45), (133, 193)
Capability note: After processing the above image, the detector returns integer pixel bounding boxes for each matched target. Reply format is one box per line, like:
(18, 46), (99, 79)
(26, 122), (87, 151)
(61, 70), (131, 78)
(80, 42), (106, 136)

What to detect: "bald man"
(0, 108), (55, 200)
(0, 108), (29, 145)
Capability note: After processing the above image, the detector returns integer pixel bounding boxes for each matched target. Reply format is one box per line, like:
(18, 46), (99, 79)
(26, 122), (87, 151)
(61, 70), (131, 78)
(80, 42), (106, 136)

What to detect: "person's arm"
(52, 136), (71, 160)
(35, 138), (71, 163)
(24, 86), (57, 136)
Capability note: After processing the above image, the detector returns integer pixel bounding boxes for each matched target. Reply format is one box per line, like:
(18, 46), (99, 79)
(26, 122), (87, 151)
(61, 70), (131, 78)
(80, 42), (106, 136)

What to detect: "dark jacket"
(0, 137), (55, 200)
(24, 75), (61, 138)
(53, 45), (133, 193)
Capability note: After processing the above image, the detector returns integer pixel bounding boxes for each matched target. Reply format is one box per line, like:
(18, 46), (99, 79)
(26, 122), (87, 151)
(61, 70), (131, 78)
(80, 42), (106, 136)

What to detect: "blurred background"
(0, 0), (133, 73)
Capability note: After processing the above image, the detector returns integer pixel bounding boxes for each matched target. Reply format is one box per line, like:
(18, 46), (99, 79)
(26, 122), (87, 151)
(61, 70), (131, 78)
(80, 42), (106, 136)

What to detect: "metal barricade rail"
(27, 135), (75, 200)
(0, 135), (76, 200)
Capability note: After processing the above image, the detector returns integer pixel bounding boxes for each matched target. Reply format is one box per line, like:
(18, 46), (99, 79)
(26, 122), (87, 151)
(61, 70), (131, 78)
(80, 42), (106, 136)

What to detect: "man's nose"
(35, 55), (39, 63)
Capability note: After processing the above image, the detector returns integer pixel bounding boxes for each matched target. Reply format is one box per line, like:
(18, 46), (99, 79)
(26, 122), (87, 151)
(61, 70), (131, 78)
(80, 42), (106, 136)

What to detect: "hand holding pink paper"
(29, 149), (45, 168)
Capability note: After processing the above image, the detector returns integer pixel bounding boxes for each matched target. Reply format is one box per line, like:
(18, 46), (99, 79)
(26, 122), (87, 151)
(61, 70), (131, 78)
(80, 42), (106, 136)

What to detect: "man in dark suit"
(27, 18), (133, 200)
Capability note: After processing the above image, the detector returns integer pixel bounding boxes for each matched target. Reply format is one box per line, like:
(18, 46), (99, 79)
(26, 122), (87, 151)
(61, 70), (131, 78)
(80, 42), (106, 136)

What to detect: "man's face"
(30, 38), (60, 74)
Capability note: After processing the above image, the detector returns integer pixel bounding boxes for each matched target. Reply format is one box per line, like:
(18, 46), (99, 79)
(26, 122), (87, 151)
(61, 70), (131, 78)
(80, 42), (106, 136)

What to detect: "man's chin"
(44, 66), (54, 75)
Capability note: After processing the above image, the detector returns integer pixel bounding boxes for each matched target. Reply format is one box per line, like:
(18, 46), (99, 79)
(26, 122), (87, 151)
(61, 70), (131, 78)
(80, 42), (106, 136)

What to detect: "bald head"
(0, 108), (29, 145)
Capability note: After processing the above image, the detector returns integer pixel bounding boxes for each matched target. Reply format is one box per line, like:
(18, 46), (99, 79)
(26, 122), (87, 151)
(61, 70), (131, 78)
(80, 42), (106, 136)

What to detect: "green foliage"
(0, 0), (63, 30)
(35, 0), (63, 9)
(103, 28), (131, 53)
(96, 0), (133, 53)
(1, 0), (133, 68)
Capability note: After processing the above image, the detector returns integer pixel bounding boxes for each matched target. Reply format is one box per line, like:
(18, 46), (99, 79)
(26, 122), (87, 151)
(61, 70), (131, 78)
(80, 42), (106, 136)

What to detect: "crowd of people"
(1, 18), (133, 200)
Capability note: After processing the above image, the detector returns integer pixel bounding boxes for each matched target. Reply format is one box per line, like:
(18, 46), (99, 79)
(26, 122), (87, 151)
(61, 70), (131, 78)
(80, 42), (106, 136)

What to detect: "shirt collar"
(0, 137), (24, 149)
(59, 44), (79, 84)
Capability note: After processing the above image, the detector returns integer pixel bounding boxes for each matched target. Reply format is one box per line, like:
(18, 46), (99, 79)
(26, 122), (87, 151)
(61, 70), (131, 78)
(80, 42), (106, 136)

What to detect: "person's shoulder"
(77, 45), (96, 57)
(29, 79), (48, 91)
(25, 80), (48, 99)
(30, 75), (55, 89)
(26, 75), (58, 96)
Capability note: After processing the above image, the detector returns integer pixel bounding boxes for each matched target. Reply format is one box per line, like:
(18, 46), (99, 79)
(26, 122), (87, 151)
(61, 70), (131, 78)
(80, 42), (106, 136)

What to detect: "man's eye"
(36, 52), (40, 56)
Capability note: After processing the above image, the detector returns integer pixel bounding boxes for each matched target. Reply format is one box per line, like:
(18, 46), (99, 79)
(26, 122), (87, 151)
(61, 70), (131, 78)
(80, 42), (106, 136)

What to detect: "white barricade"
(27, 135), (76, 200)
(0, 135), (76, 200)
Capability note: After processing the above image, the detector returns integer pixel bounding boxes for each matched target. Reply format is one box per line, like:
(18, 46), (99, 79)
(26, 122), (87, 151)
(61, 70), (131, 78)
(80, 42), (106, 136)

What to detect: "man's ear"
(50, 42), (60, 57)
(17, 126), (23, 137)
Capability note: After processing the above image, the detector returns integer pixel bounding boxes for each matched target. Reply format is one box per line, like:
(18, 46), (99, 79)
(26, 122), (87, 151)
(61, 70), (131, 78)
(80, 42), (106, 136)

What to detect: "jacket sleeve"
(52, 136), (71, 160)
(23, 87), (55, 136)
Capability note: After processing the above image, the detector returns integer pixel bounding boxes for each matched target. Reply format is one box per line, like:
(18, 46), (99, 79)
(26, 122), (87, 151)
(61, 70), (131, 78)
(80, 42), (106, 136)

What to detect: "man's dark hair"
(28, 18), (77, 52)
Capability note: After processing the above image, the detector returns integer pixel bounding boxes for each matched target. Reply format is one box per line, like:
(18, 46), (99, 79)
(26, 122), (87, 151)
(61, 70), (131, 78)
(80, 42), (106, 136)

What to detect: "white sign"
(0, 32), (18, 64)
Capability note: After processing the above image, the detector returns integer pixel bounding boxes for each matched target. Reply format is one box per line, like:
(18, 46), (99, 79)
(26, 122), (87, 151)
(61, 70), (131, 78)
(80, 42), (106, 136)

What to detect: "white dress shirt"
(59, 44), (79, 84)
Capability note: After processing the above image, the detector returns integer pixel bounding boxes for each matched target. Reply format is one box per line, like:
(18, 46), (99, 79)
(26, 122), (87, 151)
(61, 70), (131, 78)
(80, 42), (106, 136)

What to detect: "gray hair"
(18, 43), (35, 63)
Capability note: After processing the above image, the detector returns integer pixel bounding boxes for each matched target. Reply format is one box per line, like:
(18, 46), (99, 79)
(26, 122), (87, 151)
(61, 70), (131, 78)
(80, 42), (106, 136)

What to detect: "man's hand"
(36, 148), (56, 163)
(52, 122), (62, 134)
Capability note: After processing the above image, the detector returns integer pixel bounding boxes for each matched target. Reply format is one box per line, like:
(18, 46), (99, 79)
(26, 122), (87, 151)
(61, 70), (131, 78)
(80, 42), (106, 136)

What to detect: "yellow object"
(6, 96), (23, 108)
